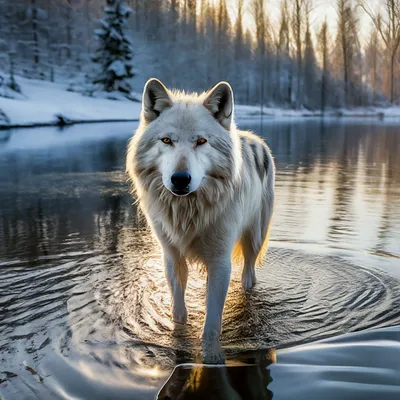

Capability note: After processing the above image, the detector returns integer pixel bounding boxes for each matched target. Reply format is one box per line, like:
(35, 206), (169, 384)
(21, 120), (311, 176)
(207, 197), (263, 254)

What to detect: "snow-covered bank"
(234, 104), (400, 120)
(1, 77), (400, 129)
(0, 77), (141, 129)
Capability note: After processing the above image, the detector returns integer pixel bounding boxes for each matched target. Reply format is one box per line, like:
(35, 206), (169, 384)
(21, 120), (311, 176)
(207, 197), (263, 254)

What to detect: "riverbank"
(1, 76), (400, 129)
(0, 76), (141, 129)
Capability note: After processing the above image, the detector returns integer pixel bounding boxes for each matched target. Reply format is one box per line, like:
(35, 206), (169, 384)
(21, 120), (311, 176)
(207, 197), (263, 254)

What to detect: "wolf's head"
(128, 79), (240, 200)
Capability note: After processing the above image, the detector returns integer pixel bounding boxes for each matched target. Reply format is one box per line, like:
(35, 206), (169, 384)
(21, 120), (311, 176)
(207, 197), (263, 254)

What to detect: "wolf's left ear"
(203, 82), (234, 130)
(142, 78), (173, 123)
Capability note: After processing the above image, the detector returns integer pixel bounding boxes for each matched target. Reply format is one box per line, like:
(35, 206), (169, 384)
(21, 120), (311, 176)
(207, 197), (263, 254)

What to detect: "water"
(0, 119), (399, 399)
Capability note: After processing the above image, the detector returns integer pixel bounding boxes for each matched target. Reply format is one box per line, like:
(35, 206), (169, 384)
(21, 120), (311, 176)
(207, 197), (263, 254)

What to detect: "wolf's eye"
(196, 138), (207, 146)
(161, 137), (173, 145)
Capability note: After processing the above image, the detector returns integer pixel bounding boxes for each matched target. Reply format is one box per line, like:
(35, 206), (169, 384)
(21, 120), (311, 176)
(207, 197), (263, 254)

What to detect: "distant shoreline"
(1, 76), (400, 130)
(1, 110), (399, 131)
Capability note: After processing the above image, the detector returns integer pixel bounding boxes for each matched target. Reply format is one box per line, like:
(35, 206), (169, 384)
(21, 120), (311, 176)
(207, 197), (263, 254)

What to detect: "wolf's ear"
(142, 78), (173, 122)
(203, 82), (234, 130)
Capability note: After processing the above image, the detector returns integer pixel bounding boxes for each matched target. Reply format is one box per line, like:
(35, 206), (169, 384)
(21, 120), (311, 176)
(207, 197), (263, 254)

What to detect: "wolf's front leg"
(202, 256), (231, 364)
(163, 245), (188, 324)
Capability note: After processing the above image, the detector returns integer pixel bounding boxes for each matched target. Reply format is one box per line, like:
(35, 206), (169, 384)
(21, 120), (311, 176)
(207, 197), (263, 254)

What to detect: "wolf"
(126, 79), (275, 363)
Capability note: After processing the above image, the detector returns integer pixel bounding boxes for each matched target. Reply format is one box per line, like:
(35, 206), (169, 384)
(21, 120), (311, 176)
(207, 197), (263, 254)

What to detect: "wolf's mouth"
(171, 188), (190, 196)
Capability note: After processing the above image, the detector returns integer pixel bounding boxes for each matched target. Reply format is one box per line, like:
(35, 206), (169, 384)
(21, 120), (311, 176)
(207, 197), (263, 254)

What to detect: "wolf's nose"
(171, 171), (191, 190)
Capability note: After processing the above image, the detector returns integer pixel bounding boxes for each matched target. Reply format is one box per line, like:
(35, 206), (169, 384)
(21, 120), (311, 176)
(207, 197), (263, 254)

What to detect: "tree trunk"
(66, 1), (72, 60)
(372, 49), (377, 105)
(32, 0), (39, 66)
(135, 0), (141, 32)
(390, 53), (395, 104)
(342, 38), (348, 107)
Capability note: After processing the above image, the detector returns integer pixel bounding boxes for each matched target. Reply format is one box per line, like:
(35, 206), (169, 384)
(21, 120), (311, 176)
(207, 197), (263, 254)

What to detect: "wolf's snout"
(171, 172), (191, 194)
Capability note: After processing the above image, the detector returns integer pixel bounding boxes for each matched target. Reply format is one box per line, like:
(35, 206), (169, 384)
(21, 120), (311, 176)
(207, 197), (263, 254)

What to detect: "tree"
(335, 0), (360, 107)
(187, 0), (197, 44)
(252, 0), (267, 109)
(317, 19), (329, 111)
(169, 0), (179, 42)
(359, 0), (400, 104)
(92, 0), (134, 94)
(365, 28), (381, 104)
(277, 0), (293, 105)
(291, 0), (308, 108)
(216, 0), (231, 78)
(303, 12), (317, 108)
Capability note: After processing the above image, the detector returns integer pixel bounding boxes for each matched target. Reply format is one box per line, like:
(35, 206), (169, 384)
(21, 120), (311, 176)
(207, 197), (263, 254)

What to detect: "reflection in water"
(158, 350), (274, 400)
(0, 121), (399, 399)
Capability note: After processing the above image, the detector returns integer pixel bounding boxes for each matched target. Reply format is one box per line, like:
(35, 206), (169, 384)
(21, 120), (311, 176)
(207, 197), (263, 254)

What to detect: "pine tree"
(92, 0), (134, 94)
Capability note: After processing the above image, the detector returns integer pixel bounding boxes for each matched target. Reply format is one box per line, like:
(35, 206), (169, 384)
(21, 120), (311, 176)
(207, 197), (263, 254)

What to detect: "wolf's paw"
(202, 330), (225, 364)
(172, 305), (188, 324)
(242, 271), (257, 289)
(202, 340), (225, 364)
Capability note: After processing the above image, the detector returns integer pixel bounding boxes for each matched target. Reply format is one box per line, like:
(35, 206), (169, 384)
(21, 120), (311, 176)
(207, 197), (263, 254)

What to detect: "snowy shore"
(1, 76), (400, 129)
(0, 77), (141, 129)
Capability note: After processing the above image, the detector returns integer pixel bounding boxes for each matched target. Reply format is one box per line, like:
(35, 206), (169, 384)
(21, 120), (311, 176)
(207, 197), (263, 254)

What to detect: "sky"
(225, 0), (378, 40)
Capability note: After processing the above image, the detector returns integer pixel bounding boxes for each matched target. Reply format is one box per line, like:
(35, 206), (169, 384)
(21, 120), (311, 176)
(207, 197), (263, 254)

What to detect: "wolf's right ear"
(142, 78), (173, 123)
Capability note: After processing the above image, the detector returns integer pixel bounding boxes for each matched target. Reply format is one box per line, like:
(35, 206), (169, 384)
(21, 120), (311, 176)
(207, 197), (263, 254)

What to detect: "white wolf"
(126, 79), (275, 363)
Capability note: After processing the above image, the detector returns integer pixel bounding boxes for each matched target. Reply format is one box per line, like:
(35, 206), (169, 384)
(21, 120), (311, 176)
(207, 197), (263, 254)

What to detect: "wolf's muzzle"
(171, 171), (191, 195)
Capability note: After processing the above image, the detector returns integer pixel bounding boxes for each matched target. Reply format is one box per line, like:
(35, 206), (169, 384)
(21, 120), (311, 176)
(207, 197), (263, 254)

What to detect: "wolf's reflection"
(158, 349), (274, 400)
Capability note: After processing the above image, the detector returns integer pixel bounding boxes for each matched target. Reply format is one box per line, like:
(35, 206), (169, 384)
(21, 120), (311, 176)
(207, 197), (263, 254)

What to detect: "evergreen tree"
(92, 0), (134, 94)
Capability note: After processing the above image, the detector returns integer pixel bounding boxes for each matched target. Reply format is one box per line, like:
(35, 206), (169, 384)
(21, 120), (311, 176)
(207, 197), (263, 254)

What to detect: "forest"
(0, 0), (399, 110)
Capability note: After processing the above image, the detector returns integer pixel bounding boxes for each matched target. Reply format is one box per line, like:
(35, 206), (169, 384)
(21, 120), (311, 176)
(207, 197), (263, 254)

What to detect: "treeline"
(0, 0), (399, 109)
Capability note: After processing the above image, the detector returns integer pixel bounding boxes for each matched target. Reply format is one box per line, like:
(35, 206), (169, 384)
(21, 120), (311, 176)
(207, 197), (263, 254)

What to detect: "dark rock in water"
(157, 349), (275, 400)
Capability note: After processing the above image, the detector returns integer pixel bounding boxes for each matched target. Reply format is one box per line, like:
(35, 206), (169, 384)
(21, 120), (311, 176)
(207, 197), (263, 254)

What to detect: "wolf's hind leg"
(241, 195), (273, 289)
(163, 245), (188, 324)
(241, 232), (258, 289)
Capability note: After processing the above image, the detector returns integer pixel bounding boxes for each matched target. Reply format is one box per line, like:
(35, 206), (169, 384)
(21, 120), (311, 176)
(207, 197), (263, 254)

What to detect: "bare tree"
(365, 28), (381, 104)
(278, 0), (292, 105)
(187, 0), (197, 44)
(336, 0), (360, 107)
(291, 0), (308, 108)
(303, 1), (317, 109)
(252, 0), (267, 110)
(359, 0), (400, 103)
(169, 0), (179, 42)
(317, 19), (329, 111)
(234, 0), (244, 61)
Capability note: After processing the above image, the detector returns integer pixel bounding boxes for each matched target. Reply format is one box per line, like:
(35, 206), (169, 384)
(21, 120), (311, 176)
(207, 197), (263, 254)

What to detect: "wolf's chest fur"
(147, 186), (235, 252)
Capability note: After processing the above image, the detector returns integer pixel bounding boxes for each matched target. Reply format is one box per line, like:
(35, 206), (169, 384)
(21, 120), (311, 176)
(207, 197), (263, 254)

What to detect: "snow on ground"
(234, 104), (400, 119)
(1, 76), (400, 128)
(0, 76), (141, 127)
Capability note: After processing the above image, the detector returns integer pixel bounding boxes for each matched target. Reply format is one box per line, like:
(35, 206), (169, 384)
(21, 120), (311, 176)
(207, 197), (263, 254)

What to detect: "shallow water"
(0, 119), (399, 399)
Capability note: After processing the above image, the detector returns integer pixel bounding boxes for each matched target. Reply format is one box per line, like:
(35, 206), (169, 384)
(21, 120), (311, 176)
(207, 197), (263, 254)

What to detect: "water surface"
(0, 119), (399, 399)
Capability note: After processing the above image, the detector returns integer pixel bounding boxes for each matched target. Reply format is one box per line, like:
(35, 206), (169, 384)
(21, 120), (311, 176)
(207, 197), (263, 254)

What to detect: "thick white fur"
(126, 79), (275, 364)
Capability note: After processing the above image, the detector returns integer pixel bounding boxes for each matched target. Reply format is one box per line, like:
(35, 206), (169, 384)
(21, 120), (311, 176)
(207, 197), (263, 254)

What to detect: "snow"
(109, 60), (126, 77)
(2, 76), (400, 129)
(234, 104), (400, 119)
(0, 76), (141, 127)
